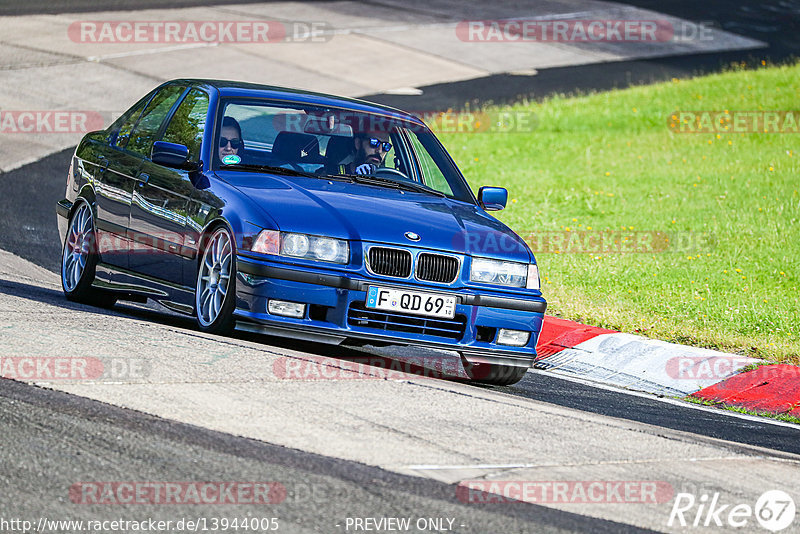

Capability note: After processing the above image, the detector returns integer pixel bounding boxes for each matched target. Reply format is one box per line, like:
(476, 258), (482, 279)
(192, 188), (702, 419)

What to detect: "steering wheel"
(375, 167), (412, 181)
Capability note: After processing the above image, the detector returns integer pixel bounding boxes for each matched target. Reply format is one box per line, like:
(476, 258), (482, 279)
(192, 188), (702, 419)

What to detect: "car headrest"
(325, 135), (354, 164)
(272, 132), (322, 163)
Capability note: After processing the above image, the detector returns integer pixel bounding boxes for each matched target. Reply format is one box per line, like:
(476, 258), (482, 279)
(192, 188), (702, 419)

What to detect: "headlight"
(312, 237), (346, 262)
(282, 233), (310, 257)
(251, 230), (349, 264)
(470, 258), (527, 288)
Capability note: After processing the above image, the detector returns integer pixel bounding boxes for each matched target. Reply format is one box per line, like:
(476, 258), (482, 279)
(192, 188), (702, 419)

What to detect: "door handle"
(137, 173), (150, 184)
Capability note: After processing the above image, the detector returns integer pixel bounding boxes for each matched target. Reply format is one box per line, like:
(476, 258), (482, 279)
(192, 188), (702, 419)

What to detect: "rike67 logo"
(668, 490), (796, 531)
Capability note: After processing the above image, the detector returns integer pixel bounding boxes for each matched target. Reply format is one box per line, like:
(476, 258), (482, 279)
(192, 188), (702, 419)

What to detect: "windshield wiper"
(221, 163), (326, 180)
(223, 164), (445, 196)
(335, 173), (446, 197)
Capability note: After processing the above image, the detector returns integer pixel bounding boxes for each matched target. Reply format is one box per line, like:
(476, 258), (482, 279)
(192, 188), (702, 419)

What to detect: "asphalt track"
(504, 373), (800, 455)
(0, 0), (795, 111)
(2, 264), (800, 533)
(363, 0), (800, 110)
(3, 266), (799, 458)
(1, 378), (644, 534)
(0, 0), (797, 462)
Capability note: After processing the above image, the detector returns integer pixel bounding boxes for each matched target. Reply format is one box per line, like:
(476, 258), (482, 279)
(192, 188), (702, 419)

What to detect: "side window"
(113, 97), (150, 149)
(126, 85), (185, 157)
(382, 138), (398, 169)
(405, 130), (454, 196)
(161, 89), (210, 163)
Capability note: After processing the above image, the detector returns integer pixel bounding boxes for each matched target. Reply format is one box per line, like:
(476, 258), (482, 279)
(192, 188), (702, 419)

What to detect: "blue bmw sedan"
(56, 79), (546, 385)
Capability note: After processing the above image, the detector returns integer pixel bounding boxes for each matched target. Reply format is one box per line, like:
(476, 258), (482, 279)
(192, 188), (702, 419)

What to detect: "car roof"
(170, 78), (426, 126)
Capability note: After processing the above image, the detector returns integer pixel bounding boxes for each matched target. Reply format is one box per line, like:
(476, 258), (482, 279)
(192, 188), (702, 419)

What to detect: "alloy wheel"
(196, 228), (233, 326)
(62, 203), (93, 292)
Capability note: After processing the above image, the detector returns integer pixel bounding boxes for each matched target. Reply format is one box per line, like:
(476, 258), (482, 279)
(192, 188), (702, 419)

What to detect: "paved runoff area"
(2, 249), (800, 532)
(0, 0), (764, 172)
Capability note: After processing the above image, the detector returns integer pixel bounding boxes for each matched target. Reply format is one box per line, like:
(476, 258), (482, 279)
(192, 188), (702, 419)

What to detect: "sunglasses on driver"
(219, 137), (243, 149)
(367, 138), (392, 152)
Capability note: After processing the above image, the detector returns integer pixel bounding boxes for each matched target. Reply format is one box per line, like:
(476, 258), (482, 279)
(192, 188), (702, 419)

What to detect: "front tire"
(462, 358), (529, 386)
(195, 226), (236, 335)
(61, 202), (116, 308)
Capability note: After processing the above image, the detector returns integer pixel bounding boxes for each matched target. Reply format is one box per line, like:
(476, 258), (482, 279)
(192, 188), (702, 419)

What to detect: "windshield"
(213, 99), (475, 203)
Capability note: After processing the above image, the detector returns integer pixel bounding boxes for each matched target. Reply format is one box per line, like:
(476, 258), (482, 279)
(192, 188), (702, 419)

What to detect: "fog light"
(497, 329), (530, 347)
(268, 300), (306, 318)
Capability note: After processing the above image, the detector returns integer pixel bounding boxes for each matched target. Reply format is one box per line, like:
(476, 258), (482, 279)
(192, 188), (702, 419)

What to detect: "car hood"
(219, 172), (532, 262)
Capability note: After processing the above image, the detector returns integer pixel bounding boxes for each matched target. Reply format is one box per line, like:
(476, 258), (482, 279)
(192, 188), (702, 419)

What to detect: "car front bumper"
(235, 254), (546, 368)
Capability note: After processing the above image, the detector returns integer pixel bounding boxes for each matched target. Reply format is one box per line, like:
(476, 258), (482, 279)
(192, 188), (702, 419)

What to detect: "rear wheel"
(61, 202), (116, 308)
(195, 226), (236, 335)
(462, 358), (529, 386)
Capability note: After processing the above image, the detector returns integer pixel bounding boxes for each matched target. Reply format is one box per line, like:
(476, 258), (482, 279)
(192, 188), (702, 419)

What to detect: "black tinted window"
(161, 89), (210, 163)
(126, 85), (185, 157)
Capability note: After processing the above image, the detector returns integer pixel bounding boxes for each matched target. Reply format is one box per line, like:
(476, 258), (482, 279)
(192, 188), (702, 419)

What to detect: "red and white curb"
(691, 364), (800, 417)
(535, 316), (800, 418)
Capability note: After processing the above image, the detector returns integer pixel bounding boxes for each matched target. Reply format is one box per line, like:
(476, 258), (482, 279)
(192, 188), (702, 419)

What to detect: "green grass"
(437, 61), (800, 363)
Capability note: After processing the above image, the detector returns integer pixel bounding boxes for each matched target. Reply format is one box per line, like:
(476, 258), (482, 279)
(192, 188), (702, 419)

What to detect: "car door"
(128, 87), (210, 286)
(92, 95), (152, 270)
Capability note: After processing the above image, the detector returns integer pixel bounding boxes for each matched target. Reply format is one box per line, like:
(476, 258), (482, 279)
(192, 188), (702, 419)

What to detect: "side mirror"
(478, 186), (508, 211)
(152, 141), (189, 168)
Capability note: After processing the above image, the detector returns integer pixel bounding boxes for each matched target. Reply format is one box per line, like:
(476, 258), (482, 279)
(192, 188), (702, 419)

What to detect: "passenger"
(219, 116), (243, 162)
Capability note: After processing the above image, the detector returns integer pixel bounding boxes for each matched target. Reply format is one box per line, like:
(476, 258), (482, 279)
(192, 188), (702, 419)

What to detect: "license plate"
(366, 286), (456, 319)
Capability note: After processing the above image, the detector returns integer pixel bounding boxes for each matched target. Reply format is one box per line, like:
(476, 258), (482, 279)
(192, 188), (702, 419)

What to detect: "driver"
(336, 130), (392, 175)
